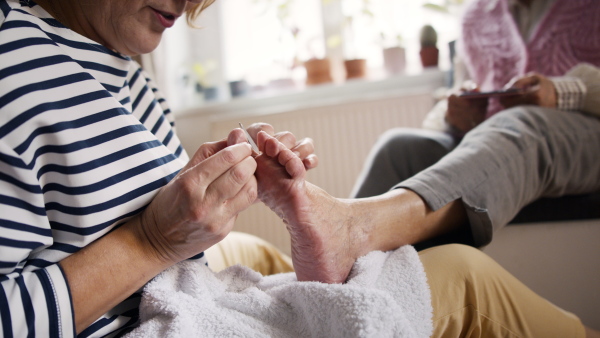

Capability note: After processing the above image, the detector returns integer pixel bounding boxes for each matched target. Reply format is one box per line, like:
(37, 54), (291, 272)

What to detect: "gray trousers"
(351, 106), (600, 246)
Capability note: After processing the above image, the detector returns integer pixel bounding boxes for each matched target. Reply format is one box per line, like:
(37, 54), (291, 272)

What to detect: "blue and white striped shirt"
(0, 0), (205, 336)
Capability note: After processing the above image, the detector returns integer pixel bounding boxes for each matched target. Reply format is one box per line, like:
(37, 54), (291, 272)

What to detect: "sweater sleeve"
(551, 63), (600, 117)
(0, 143), (76, 338)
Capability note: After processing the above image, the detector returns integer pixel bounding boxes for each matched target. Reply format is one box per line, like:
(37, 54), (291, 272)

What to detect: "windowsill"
(175, 69), (447, 120)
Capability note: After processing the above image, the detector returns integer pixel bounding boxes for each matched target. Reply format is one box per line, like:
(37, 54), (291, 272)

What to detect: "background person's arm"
(500, 63), (600, 116)
(555, 63), (600, 117)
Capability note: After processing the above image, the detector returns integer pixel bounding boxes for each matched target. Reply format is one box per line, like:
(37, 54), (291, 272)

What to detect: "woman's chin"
(115, 35), (162, 56)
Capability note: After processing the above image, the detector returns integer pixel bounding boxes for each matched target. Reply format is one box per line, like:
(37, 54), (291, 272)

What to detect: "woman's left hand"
(229, 123), (319, 170)
(499, 73), (557, 109)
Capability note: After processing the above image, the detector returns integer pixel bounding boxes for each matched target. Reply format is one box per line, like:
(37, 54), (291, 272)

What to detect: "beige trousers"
(420, 244), (585, 338)
(205, 231), (294, 276)
(207, 232), (585, 337)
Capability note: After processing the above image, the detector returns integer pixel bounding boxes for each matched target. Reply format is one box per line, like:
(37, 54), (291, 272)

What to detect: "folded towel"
(125, 245), (432, 337)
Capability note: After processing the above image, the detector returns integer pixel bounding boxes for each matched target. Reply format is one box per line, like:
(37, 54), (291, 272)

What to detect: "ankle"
(342, 198), (379, 258)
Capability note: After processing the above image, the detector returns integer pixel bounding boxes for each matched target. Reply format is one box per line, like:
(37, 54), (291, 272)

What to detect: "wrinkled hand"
(500, 73), (557, 109)
(233, 122), (319, 170)
(445, 94), (488, 134)
(138, 140), (257, 264)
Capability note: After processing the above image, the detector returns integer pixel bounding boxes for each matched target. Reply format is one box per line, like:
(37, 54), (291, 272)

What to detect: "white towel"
(125, 245), (432, 337)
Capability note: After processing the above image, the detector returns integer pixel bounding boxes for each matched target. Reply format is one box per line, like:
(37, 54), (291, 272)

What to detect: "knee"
(371, 128), (449, 159)
(421, 244), (500, 287)
(441, 244), (496, 273)
(481, 106), (551, 134)
(374, 128), (420, 152)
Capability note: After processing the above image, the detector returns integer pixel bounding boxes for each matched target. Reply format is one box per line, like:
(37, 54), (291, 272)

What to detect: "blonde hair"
(186, 0), (217, 26)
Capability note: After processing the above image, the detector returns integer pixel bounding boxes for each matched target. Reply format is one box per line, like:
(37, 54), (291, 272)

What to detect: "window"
(153, 0), (468, 111)
(339, 0), (464, 72)
(222, 0), (325, 85)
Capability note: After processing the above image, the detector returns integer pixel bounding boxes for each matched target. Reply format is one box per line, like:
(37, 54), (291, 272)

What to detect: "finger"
(447, 94), (469, 108)
(189, 138), (228, 167)
(189, 142), (252, 195)
(499, 91), (539, 108)
(506, 74), (540, 90)
(227, 128), (248, 146)
(225, 176), (259, 215)
(445, 108), (474, 133)
(447, 96), (468, 116)
(303, 154), (319, 170)
(460, 80), (478, 92)
(503, 75), (522, 90)
(247, 123), (275, 141)
(273, 131), (297, 149)
(206, 155), (257, 203)
(290, 137), (315, 160)
(498, 96), (519, 108)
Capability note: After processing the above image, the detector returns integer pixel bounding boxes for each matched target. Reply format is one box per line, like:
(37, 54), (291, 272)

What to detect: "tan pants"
(207, 232), (585, 337)
(421, 244), (585, 338)
(205, 231), (294, 276)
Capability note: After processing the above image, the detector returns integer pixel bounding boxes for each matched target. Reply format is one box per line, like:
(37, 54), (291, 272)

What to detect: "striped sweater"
(0, 0), (205, 336)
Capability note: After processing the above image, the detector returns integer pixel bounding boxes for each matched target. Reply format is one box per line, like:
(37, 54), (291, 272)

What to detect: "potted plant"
(344, 58), (367, 80)
(419, 24), (439, 68)
(303, 58), (332, 85)
(382, 33), (406, 75)
(303, 35), (334, 86)
(341, 0), (374, 80)
(192, 60), (219, 102)
(420, 0), (466, 72)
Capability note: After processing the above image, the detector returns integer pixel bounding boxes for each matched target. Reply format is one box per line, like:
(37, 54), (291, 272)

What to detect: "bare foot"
(254, 132), (364, 283)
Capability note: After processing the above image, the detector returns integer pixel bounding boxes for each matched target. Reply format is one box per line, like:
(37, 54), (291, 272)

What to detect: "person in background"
(350, 0), (600, 249)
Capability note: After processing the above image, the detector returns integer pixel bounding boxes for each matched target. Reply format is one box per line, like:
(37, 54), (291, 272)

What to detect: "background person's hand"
(237, 122), (319, 170)
(499, 73), (557, 109)
(137, 141), (258, 264)
(445, 94), (488, 134)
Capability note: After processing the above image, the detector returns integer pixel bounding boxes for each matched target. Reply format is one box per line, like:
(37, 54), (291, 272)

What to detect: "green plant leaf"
(422, 3), (449, 13)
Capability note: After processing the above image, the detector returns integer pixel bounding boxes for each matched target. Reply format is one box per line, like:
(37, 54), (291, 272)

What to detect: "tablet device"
(459, 88), (522, 99)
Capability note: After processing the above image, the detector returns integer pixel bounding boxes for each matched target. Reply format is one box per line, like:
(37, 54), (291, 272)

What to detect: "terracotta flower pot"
(344, 59), (367, 80)
(383, 47), (406, 75)
(304, 58), (333, 86)
(420, 47), (439, 68)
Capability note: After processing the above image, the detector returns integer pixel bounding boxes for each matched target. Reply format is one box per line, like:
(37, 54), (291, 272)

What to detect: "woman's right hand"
(136, 141), (258, 265)
(445, 93), (488, 134)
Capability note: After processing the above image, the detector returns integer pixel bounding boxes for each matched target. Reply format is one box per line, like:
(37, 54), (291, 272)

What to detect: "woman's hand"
(445, 94), (488, 134)
(234, 122), (319, 170)
(499, 73), (557, 109)
(137, 140), (258, 264)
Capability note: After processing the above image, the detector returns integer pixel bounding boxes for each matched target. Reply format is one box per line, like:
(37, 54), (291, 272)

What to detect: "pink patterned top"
(459, 0), (600, 116)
